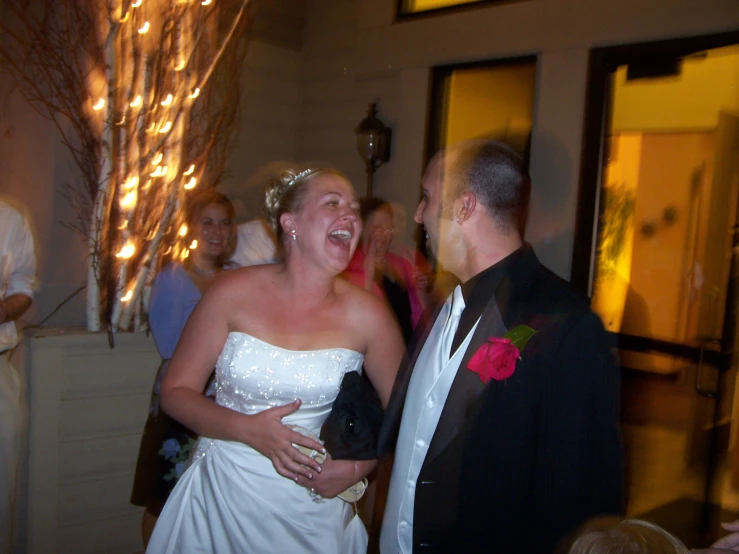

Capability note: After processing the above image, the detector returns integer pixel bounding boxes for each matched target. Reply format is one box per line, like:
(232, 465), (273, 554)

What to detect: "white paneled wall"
(19, 330), (158, 554)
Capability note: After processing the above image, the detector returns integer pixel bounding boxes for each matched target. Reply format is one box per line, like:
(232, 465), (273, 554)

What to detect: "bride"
(145, 167), (406, 553)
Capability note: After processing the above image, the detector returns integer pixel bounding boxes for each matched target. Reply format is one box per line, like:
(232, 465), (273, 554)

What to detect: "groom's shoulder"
(530, 263), (591, 315)
(517, 266), (605, 344)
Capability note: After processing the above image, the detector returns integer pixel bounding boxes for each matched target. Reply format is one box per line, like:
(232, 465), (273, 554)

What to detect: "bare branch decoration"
(0, 0), (252, 333)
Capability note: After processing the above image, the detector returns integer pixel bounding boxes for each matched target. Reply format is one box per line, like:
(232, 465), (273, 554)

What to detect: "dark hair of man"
(443, 140), (531, 235)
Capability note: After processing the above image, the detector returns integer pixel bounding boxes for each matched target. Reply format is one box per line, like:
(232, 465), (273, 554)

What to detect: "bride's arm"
(360, 291), (406, 408)
(160, 273), (326, 481)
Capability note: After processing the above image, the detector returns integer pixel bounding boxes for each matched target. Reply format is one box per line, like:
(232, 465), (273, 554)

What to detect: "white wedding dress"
(146, 332), (368, 554)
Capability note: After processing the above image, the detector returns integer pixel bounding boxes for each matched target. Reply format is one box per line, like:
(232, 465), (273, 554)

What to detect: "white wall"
(297, 0), (739, 278)
(219, 41), (302, 222)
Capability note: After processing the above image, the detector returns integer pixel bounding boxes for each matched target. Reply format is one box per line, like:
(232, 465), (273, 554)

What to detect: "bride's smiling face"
(282, 174), (361, 274)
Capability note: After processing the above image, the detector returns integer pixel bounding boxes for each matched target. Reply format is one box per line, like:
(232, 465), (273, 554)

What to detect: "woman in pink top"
(343, 197), (424, 344)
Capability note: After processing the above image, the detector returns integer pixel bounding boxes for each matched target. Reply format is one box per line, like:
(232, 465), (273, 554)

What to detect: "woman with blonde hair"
(146, 166), (405, 553)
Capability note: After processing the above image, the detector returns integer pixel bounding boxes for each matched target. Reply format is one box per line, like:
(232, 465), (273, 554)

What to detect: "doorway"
(573, 32), (739, 548)
(427, 56), (537, 163)
(423, 57), (537, 288)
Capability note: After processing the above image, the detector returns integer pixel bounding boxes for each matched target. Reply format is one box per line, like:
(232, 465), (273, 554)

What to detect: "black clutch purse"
(319, 369), (384, 460)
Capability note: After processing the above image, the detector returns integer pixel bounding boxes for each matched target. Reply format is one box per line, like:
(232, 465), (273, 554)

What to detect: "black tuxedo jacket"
(378, 245), (624, 553)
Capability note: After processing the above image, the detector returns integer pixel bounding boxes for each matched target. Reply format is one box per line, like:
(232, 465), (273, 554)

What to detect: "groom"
(378, 140), (623, 553)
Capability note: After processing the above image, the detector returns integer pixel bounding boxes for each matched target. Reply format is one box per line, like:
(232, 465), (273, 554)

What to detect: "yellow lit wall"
(612, 46), (739, 133)
(591, 134), (641, 333)
(404, 0), (484, 13)
(443, 64), (536, 150)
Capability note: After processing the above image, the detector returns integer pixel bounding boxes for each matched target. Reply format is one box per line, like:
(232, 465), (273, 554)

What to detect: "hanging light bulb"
(138, 21), (150, 34)
(202, 0), (213, 5)
(188, 88), (201, 99)
(120, 11), (131, 23)
(183, 164), (195, 176)
(161, 94), (174, 106)
(190, 240), (198, 249)
(92, 98), (105, 111)
(124, 176), (139, 189)
(151, 153), (163, 165)
(159, 121), (173, 134)
(184, 177), (197, 190)
(130, 95), (142, 108)
(132, 0), (143, 7)
(120, 191), (137, 209)
(178, 225), (188, 237)
(151, 165), (168, 178)
(115, 242), (136, 259)
(121, 289), (133, 302)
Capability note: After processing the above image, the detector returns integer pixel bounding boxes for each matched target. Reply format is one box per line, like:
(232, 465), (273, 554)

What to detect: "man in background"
(0, 196), (36, 554)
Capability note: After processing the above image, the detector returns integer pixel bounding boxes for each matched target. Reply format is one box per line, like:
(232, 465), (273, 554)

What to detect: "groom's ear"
(456, 192), (477, 224)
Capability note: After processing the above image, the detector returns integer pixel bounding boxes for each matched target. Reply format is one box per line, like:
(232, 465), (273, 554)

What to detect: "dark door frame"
(419, 55), (538, 260)
(426, 55), (538, 170)
(571, 29), (739, 296)
(571, 30), (739, 538)
(570, 30), (739, 370)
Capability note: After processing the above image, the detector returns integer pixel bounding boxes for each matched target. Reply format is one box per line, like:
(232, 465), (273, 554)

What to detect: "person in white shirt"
(0, 197), (36, 554)
(230, 217), (278, 267)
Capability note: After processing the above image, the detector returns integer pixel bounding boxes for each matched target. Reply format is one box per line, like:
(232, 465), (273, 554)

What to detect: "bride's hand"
(243, 399), (325, 482)
(295, 455), (359, 499)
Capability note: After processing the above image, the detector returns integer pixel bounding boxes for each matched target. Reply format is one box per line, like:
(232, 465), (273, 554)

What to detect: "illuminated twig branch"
(0, 0), (251, 333)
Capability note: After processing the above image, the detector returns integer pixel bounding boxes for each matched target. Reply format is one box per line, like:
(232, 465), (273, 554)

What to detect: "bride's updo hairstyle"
(264, 165), (347, 242)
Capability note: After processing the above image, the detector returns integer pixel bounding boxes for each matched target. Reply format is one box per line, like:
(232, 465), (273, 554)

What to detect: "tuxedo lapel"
(423, 294), (507, 465)
(422, 245), (542, 468)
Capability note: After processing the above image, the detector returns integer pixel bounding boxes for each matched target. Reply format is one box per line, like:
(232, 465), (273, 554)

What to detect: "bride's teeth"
(330, 230), (351, 240)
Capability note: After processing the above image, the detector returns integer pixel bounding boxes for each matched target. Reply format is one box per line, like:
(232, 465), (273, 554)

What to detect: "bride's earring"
(291, 229), (297, 241)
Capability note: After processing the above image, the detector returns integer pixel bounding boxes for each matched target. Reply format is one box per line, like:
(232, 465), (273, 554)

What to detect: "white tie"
(440, 285), (466, 362)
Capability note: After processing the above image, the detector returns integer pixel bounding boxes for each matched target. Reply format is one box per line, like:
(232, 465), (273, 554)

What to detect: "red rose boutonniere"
(467, 325), (537, 384)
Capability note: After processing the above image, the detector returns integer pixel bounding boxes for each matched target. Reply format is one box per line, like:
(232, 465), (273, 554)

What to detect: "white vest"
(380, 286), (480, 554)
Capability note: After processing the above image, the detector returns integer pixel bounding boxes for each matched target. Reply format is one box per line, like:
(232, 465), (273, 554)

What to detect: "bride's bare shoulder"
(209, 264), (281, 297)
(335, 276), (385, 315)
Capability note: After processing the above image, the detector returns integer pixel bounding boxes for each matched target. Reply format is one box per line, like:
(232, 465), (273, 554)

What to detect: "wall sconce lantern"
(354, 102), (392, 197)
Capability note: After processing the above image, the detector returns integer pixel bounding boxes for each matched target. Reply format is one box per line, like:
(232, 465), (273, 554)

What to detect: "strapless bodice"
(214, 332), (364, 434)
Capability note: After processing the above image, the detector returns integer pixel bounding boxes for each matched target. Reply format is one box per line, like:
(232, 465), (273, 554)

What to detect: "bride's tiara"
(286, 168), (322, 188)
